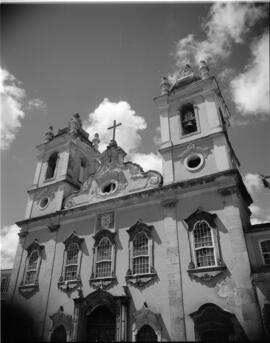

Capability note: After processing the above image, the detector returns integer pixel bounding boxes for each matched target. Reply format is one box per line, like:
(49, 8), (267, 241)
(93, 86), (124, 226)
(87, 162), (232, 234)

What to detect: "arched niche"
(49, 307), (72, 342)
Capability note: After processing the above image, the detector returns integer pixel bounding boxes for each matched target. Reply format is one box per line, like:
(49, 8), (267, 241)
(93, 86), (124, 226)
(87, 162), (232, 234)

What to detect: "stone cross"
(107, 120), (122, 141)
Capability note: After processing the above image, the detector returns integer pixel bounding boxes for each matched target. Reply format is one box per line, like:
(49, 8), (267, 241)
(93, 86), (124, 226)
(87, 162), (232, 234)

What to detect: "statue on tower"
(68, 113), (82, 137)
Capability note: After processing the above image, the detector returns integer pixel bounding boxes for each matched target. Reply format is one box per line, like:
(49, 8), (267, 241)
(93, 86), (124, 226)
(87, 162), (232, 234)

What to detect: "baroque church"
(5, 61), (270, 341)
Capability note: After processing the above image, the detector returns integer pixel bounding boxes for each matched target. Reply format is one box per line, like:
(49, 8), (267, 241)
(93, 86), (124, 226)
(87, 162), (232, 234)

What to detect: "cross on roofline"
(107, 120), (122, 141)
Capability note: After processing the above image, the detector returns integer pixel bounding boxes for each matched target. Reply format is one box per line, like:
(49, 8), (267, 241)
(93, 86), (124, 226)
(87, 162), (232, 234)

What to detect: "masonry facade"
(7, 61), (270, 341)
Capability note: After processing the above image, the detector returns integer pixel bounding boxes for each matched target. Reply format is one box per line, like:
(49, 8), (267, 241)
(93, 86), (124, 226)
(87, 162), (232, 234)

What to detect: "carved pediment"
(63, 231), (84, 247)
(49, 306), (73, 332)
(127, 221), (154, 240)
(26, 239), (44, 254)
(63, 142), (162, 209)
(184, 209), (217, 230)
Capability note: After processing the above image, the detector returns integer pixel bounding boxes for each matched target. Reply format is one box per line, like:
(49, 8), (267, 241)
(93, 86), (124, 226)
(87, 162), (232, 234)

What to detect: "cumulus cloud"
(84, 98), (162, 172)
(244, 173), (270, 225)
(0, 66), (46, 150)
(244, 173), (264, 194)
(250, 205), (270, 225)
(230, 32), (269, 116)
(173, 3), (265, 68)
(0, 224), (20, 269)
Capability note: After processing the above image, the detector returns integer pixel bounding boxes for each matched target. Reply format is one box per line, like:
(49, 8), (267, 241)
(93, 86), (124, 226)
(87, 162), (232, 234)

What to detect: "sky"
(1, 1), (269, 269)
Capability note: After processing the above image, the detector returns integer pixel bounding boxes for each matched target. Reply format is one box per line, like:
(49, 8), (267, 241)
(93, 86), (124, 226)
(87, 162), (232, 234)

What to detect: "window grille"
(193, 221), (215, 267)
(96, 238), (112, 278)
(133, 232), (149, 274)
(64, 243), (79, 281)
(261, 240), (270, 265)
(25, 250), (39, 284)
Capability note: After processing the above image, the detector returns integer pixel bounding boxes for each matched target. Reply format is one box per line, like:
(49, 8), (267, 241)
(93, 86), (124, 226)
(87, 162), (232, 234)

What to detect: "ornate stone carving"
(92, 133), (100, 150)
(179, 143), (211, 162)
(44, 126), (54, 143)
(89, 276), (117, 290)
(133, 303), (162, 336)
(187, 265), (227, 282)
(127, 220), (154, 241)
(97, 212), (115, 231)
(199, 60), (210, 79)
(184, 209), (217, 230)
(160, 75), (170, 95)
(68, 113), (82, 137)
(126, 270), (157, 288)
(63, 141), (162, 209)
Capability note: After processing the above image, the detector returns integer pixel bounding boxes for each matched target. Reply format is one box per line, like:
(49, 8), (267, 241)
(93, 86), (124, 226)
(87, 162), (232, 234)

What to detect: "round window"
(39, 197), (49, 209)
(101, 181), (117, 194)
(184, 153), (204, 171)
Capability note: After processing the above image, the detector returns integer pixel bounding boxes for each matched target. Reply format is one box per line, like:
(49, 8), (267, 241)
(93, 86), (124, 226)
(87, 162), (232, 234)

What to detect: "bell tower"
(25, 113), (100, 219)
(154, 61), (239, 185)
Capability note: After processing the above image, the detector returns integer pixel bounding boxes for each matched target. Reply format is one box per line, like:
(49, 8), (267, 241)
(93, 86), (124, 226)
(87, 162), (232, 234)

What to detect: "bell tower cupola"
(154, 61), (239, 185)
(25, 113), (99, 219)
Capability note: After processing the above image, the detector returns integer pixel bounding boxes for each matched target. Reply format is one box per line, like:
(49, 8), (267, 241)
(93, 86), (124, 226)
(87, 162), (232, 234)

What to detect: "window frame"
(90, 229), (117, 289)
(132, 231), (150, 275)
(126, 221), (157, 288)
(191, 220), (217, 269)
(58, 231), (84, 291)
(184, 210), (226, 281)
(78, 158), (87, 184)
(19, 239), (44, 293)
(259, 239), (270, 266)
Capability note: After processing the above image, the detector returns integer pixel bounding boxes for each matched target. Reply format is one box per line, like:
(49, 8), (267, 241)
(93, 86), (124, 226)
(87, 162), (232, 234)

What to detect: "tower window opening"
(180, 103), (198, 135)
(46, 152), (58, 179)
(79, 159), (87, 183)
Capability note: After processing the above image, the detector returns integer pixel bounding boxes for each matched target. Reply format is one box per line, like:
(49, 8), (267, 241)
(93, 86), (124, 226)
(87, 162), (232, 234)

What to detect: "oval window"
(101, 182), (117, 194)
(39, 197), (49, 209)
(184, 153), (204, 171)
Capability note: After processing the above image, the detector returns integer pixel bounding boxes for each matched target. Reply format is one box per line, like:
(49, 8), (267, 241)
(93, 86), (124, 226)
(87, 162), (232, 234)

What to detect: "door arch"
(50, 325), (67, 342)
(87, 305), (116, 341)
(136, 324), (157, 342)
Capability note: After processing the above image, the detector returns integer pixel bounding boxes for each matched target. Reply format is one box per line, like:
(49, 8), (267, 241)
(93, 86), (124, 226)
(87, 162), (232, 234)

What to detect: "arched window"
(96, 238), (112, 278)
(25, 249), (39, 284)
(46, 152), (58, 179)
(19, 239), (44, 292)
(78, 159), (87, 183)
(180, 103), (198, 136)
(64, 243), (79, 281)
(58, 232), (84, 291)
(133, 232), (149, 275)
(193, 220), (216, 268)
(126, 221), (157, 287)
(90, 229), (117, 289)
(260, 239), (270, 265)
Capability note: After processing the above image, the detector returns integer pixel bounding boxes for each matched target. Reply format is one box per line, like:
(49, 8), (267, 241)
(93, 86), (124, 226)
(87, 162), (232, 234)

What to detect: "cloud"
(244, 173), (264, 194)
(230, 31), (269, 116)
(131, 152), (162, 173)
(0, 66), (46, 150)
(84, 98), (162, 172)
(172, 3), (266, 70)
(0, 224), (20, 269)
(250, 204), (270, 225)
(244, 173), (270, 225)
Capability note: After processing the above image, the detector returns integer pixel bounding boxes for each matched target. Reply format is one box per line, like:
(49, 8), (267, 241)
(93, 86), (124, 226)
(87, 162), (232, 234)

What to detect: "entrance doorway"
(87, 306), (116, 342)
(136, 324), (157, 342)
(50, 325), (67, 342)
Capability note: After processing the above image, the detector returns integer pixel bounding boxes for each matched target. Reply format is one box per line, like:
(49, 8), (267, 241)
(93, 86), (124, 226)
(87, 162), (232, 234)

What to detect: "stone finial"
(68, 113), (82, 136)
(199, 60), (210, 79)
(44, 126), (54, 143)
(92, 133), (100, 150)
(182, 64), (193, 77)
(160, 75), (170, 95)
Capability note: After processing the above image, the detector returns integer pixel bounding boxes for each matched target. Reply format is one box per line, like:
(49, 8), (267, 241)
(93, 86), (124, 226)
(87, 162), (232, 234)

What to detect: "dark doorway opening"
(50, 325), (67, 342)
(136, 324), (157, 342)
(87, 305), (116, 342)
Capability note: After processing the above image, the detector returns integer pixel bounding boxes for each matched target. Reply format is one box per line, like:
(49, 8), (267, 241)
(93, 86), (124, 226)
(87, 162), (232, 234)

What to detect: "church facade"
(7, 61), (270, 341)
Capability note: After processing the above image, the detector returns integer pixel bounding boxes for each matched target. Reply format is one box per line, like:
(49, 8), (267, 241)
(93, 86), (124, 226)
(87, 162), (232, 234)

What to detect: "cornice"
(16, 169), (249, 227)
